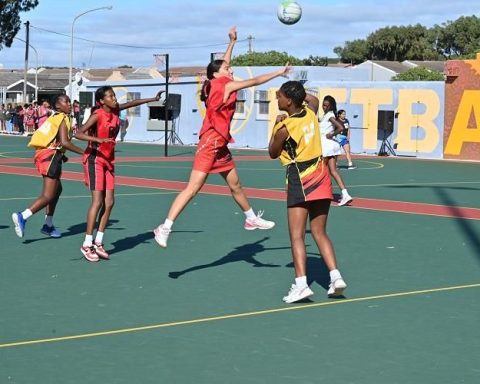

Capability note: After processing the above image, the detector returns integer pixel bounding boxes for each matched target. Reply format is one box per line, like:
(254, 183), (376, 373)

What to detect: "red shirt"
(84, 107), (120, 162)
(199, 76), (237, 142)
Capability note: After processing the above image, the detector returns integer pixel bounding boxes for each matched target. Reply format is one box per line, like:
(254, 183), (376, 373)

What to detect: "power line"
(30, 24), (249, 50)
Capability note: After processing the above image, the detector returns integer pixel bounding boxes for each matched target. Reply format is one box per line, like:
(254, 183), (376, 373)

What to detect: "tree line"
(231, 15), (480, 67)
(334, 15), (480, 64)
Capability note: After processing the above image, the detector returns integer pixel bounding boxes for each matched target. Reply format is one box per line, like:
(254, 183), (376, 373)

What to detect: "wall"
(83, 60), (478, 161)
(302, 81), (445, 158)
(443, 53), (480, 161)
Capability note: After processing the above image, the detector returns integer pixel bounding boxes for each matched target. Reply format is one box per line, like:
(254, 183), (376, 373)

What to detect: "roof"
(370, 61), (412, 74)
(404, 60), (445, 73)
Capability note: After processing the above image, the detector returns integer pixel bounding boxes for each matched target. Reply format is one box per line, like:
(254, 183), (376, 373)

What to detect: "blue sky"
(0, 0), (478, 70)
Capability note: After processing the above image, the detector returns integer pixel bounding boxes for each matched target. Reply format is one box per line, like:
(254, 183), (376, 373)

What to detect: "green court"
(1, 135), (479, 384)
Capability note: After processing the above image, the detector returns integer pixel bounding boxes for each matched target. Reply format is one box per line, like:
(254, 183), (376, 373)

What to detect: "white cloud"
(1, 0), (478, 69)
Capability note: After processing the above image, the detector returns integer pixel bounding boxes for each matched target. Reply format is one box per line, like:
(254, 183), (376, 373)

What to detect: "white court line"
(1, 282), (478, 349)
(0, 191), (176, 202)
(348, 180), (480, 188)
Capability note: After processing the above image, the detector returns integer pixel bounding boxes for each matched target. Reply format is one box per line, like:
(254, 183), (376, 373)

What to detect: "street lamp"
(16, 37), (39, 101)
(69, 6), (112, 100)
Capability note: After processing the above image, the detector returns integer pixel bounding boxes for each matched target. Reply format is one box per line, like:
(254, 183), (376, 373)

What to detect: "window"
(234, 89), (246, 117)
(255, 90), (270, 120)
(79, 91), (94, 107)
(127, 92), (141, 116)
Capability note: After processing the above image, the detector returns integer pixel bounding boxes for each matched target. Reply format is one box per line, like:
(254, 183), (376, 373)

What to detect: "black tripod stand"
(166, 114), (183, 145)
(378, 128), (396, 156)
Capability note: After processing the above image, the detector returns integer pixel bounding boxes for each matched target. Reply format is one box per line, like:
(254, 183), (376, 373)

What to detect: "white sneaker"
(348, 164), (357, 170)
(282, 284), (314, 303)
(327, 278), (347, 297)
(153, 224), (171, 248)
(244, 210), (275, 230)
(338, 194), (353, 206)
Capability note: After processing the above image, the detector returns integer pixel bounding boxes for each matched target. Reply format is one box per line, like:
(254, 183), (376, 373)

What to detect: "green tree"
(0, 0), (39, 50)
(366, 24), (437, 61)
(231, 51), (303, 66)
(334, 39), (368, 64)
(391, 66), (444, 81)
(332, 15), (479, 63)
(302, 55), (329, 66)
(435, 15), (480, 58)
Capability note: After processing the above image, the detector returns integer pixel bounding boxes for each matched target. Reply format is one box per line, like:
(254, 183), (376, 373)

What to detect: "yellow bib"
(28, 113), (71, 149)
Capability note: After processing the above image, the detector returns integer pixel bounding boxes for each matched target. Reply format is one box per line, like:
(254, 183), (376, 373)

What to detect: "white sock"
(22, 209), (33, 220)
(341, 189), (349, 197)
(95, 231), (104, 244)
(295, 276), (308, 289)
(244, 208), (256, 220)
(45, 215), (53, 227)
(163, 218), (174, 230)
(83, 234), (93, 247)
(330, 269), (342, 282)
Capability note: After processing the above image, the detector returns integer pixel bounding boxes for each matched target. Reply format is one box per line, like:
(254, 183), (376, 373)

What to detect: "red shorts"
(34, 148), (64, 179)
(192, 129), (235, 173)
(83, 154), (115, 191)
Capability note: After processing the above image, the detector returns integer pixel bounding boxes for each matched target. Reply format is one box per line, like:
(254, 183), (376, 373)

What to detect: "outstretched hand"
(280, 62), (292, 78)
(155, 90), (165, 101)
(228, 26), (237, 42)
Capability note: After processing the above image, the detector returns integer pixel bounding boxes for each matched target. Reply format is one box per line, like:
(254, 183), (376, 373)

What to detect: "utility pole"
(23, 21), (30, 103)
(247, 35), (255, 54)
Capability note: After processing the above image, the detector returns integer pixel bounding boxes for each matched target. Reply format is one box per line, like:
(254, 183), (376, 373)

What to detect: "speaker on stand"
(377, 110), (396, 156)
(165, 93), (183, 145)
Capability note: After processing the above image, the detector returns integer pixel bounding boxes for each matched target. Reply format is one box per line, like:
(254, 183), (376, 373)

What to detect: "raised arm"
(223, 26), (237, 64)
(119, 90), (164, 111)
(304, 93), (319, 115)
(224, 64), (292, 102)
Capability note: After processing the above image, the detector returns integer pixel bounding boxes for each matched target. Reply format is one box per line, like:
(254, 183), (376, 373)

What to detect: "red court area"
(1, 155), (480, 220)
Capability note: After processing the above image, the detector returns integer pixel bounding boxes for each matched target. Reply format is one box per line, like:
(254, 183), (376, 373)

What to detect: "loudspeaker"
(149, 93), (181, 121)
(167, 93), (181, 115)
(377, 110), (394, 131)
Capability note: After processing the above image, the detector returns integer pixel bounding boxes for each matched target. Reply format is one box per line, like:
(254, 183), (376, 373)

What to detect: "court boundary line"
(1, 282), (479, 349)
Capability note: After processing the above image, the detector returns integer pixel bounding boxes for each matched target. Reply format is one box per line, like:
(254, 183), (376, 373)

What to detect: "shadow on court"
(436, 186), (480, 262)
(285, 255), (332, 292)
(390, 185), (480, 262)
(109, 229), (203, 255)
(168, 236), (288, 279)
(21, 220), (123, 244)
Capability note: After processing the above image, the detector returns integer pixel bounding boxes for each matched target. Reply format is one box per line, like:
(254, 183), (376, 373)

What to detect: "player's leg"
(80, 189), (103, 262)
(327, 156), (352, 206)
(309, 200), (347, 297)
(153, 169), (208, 248)
(12, 175), (60, 238)
(282, 203), (313, 303)
(94, 187), (114, 260)
(343, 142), (356, 169)
(40, 179), (63, 238)
(221, 167), (275, 230)
(221, 167), (250, 211)
(168, 169), (208, 220)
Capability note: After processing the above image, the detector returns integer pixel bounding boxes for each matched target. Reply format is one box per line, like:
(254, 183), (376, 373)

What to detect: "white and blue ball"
(277, 1), (302, 25)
